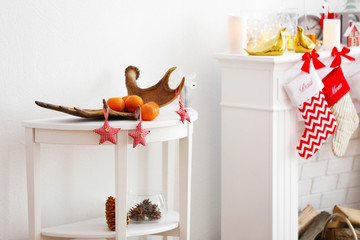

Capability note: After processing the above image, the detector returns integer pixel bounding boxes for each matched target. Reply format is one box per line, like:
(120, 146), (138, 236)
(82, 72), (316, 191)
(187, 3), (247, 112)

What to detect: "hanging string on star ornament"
(128, 110), (150, 148)
(93, 105), (121, 145)
(175, 90), (191, 124)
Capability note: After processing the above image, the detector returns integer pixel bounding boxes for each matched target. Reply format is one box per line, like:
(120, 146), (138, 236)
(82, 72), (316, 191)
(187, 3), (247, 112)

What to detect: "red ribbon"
(320, 12), (338, 28)
(103, 106), (109, 120)
(175, 88), (183, 103)
(330, 46), (355, 68)
(301, 49), (326, 73)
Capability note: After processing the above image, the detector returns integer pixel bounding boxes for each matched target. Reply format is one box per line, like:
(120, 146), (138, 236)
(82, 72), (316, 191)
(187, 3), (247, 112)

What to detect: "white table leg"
(162, 141), (169, 240)
(162, 140), (176, 240)
(162, 140), (176, 213)
(115, 131), (128, 240)
(25, 128), (41, 240)
(179, 124), (193, 240)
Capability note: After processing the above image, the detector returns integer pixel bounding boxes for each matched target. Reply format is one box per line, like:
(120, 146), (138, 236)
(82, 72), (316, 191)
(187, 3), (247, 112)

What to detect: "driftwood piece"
(299, 205), (319, 237)
(35, 66), (181, 119)
(35, 99), (140, 120)
(125, 66), (185, 107)
(300, 211), (331, 240)
(333, 205), (360, 227)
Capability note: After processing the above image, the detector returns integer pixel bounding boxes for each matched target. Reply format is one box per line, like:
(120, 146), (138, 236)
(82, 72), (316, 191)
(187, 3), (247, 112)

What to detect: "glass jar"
(127, 191), (167, 223)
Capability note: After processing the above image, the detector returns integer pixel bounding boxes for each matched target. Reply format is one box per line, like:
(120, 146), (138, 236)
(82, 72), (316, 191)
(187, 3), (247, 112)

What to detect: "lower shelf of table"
(41, 211), (179, 239)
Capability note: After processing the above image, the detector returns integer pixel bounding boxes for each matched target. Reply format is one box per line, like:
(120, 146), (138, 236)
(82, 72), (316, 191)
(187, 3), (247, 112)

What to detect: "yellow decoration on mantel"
(294, 26), (316, 53)
(245, 28), (286, 56)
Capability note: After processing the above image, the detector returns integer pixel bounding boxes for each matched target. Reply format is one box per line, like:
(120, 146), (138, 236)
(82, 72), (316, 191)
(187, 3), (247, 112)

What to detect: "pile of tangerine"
(107, 96), (160, 121)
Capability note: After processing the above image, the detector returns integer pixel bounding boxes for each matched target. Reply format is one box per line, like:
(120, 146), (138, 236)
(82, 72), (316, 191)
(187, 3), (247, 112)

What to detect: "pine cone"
(129, 199), (162, 222)
(141, 199), (156, 214)
(141, 199), (162, 221)
(129, 206), (146, 222)
(147, 207), (161, 221)
(105, 196), (116, 231)
(136, 202), (147, 214)
(142, 199), (152, 210)
(147, 203), (161, 221)
(105, 196), (130, 231)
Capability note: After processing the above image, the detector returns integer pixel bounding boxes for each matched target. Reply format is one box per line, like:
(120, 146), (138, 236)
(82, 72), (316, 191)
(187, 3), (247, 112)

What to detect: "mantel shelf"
(216, 46), (360, 64)
(41, 211), (179, 239)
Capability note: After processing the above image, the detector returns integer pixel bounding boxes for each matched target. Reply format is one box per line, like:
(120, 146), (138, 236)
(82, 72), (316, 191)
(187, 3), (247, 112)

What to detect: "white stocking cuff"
(284, 66), (324, 107)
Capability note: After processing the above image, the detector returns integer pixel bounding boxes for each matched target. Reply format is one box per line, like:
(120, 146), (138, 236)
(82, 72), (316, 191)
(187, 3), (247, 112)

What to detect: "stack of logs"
(299, 205), (360, 239)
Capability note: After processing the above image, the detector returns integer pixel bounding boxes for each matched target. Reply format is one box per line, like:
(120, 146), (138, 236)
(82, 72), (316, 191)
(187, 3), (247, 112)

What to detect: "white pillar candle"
(228, 14), (247, 54)
(323, 19), (341, 50)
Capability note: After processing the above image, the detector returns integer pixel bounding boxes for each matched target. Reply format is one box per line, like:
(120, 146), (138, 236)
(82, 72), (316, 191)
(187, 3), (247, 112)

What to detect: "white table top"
(22, 106), (198, 131)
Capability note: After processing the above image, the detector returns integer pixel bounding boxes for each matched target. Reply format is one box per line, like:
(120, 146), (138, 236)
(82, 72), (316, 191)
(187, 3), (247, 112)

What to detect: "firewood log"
(300, 211), (331, 240)
(333, 205), (360, 227)
(299, 205), (319, 237)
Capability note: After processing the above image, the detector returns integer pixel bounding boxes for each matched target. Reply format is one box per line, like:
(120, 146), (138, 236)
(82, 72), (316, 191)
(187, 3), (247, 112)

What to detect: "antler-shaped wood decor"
(35, 66), (185, 120)
(125, 66), (184, 107)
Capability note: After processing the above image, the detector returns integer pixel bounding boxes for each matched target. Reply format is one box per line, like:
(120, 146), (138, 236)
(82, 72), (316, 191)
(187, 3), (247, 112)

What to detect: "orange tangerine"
(141, 102), (160, 121)
(107, 97), (125, 112)
(125, 95), (143, 113)
(122, 95), (130, 103)
(147, 101), (160, 112)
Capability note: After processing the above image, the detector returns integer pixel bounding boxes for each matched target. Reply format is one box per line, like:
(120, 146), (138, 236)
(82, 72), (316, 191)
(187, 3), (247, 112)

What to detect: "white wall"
(0, 0), (320, 239)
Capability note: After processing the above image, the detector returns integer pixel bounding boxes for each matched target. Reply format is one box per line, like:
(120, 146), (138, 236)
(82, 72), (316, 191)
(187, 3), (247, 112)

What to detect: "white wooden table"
(22, 107), (198, 240)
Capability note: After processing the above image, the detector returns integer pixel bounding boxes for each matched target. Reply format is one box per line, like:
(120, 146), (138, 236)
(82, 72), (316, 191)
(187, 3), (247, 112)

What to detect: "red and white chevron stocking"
(297, 91), (337, 159)
(285, 65), (337, 159)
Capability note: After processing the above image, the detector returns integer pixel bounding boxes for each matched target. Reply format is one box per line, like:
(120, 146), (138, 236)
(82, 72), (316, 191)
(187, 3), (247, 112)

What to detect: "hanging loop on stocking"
(331, 46), (355, 68)
(301, 49), (326, 73)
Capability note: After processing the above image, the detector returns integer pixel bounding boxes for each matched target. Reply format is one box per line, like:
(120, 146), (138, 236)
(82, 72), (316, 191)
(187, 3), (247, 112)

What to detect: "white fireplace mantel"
(217, 47), (360, 240)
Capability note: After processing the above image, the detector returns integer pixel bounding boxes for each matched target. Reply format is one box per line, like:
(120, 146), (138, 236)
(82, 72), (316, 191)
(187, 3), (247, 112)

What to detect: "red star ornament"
(128, 120), (150, 148)
(176, 100), (191, 124)
(93, 108), (121, 144)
